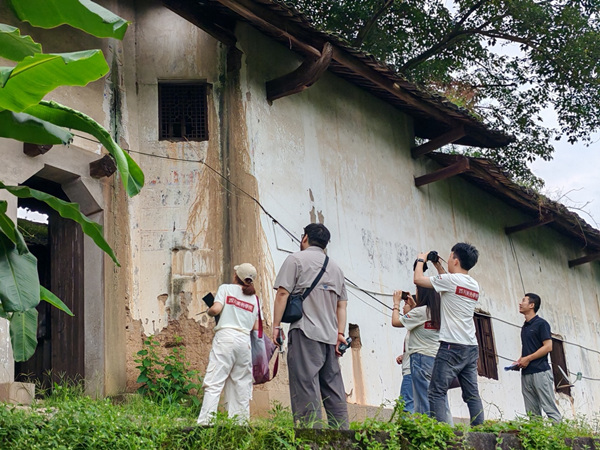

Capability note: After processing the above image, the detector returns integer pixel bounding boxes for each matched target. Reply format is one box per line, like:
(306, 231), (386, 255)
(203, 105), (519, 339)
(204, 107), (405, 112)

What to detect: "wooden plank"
(414, 157), (470, 187)
(89, 155), (117, 179)
(411, 126), (465, 158)
(568, 252), (600, 268)
(214, 0), (321, 57)
(50, 211), (85, 384)
(266, 42), (333, 101)
(504, 215), (555, 235)
(23, 143), (52, 157)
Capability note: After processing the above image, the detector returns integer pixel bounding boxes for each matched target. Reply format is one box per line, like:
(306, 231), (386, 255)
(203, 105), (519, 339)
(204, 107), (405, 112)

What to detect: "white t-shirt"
(430, 273), (479, 346)
(402, 333), (411, 376)
(399, 305), (440, 357)
(213, 284), (259, 334)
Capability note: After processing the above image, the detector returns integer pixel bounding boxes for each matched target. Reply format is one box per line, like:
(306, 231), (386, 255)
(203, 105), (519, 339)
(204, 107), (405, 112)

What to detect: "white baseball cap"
(234, 263), (257, 283)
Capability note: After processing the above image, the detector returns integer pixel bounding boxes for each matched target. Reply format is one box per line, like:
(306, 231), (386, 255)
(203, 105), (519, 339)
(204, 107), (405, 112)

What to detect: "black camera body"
(338, 337), (352, 355)
(426, 251), (439, 263)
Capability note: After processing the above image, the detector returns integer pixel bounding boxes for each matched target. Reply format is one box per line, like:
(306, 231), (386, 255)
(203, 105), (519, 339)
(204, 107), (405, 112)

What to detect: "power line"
(90, 146), (600, 363)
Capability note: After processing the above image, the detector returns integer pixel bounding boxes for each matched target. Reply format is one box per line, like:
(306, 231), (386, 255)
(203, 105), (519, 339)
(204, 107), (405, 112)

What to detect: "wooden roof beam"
(411, 126), (465, 158)
(505, 215), (555, 235)
(415, 157), (470, 187)
(89, 155), (117, 179)
(23, 143), (52, 157)
(568, 253), (600, 268)
(266, 42), (333, 102)
(213, 0), (321, 57)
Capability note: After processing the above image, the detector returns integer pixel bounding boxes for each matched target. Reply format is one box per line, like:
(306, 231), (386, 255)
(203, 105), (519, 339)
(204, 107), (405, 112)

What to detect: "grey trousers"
(287, 328), (349, 429)
(521, 370), (562, 422)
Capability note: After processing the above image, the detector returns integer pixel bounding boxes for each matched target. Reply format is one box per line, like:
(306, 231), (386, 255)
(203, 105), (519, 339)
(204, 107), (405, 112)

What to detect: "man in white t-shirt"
(413, 243), (484, 426)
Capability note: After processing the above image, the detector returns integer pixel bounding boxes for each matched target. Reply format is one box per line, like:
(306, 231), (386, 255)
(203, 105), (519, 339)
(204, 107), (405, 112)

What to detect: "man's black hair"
(451, 242), (479, 270)
(525, 292), (541, 313)
(304, 223), (330, 249)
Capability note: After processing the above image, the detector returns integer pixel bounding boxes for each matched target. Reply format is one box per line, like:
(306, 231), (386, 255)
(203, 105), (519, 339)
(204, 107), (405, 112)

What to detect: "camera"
(400, 291), (410, 301)
(338, 337), (352, 355)
(426, 251), (439, 263)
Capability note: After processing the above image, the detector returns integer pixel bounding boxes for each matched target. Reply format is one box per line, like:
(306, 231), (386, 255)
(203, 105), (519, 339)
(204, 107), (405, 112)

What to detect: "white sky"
(530, 137), (600, 229)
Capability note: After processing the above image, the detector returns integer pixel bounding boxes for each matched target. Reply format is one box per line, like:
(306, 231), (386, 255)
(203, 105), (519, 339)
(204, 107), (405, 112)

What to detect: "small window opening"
(159, 82), (209, 141)
(474, 312), (498, 380)
(348, 323), (361, 349)
(550, 337), (571, 396)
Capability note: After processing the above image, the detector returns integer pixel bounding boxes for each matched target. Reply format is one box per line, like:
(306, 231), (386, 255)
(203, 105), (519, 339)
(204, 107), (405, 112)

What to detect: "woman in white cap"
(197, 263), (260, 425)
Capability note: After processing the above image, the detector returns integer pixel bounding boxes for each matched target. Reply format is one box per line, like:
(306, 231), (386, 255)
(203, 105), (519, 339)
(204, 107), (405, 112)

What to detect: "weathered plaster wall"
(233, 23), (600, 421)
(120, 0), (230, 390)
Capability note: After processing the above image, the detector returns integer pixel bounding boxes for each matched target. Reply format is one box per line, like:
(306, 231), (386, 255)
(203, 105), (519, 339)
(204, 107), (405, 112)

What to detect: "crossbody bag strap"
(301, 255), (329, 300)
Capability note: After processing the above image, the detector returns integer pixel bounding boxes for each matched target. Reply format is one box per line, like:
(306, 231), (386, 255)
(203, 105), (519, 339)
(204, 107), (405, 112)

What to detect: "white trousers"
(197, 328), (253, 425)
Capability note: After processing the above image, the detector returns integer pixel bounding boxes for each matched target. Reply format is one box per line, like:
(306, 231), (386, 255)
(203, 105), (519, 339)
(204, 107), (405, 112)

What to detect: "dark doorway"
(14, 176), (85, 391)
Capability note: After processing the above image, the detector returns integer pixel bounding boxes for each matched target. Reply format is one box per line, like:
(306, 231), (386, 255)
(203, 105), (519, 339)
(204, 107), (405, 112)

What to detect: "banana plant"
(0, 0), (143, 361)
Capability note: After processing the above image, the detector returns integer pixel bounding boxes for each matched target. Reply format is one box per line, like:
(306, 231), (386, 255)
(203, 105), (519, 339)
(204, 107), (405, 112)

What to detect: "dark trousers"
(428, 342), (484, 426)
(287, 328), (349, 429)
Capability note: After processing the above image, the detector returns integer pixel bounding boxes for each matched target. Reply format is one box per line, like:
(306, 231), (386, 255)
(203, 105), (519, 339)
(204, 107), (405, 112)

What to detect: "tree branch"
(353, 0), (395, 47)
(399, 1), (489, 72)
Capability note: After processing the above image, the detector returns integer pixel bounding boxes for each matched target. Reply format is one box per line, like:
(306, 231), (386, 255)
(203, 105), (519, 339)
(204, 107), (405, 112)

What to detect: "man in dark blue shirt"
(517, 293), (561, 422)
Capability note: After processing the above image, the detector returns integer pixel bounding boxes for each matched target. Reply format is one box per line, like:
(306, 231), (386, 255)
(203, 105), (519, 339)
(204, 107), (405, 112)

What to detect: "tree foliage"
(0, 0), (143, 361)
(294, 0), (600, 186)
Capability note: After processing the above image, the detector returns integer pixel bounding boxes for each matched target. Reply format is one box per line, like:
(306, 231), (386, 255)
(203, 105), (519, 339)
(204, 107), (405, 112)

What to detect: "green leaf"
(25, 101), (144, 197)
(0, 109), (73, 145)
(40, 286), (73, 316)
(0, 234), (40, 312)
(0, 302), (9, 319)
(0, 50), (109, 112)
(8, 0), (129, 40)
(0, 182), (120, 266)
(0, 24), (42, 61)
(9, 308), (38, 362)
(0, 201), (29, 254)
(136, 374), (149, 384)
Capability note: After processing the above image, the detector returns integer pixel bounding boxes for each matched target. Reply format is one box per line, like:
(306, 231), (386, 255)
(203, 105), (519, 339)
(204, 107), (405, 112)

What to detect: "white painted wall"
(235, 24), (600, 421)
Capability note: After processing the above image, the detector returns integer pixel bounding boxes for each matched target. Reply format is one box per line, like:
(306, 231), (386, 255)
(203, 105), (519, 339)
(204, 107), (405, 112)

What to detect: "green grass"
(0, 388), (598, 450)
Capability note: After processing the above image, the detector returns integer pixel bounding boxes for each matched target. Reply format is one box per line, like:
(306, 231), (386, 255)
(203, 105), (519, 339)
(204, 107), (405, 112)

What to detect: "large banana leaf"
(9, 308), (38, 362)
(26, 101), (144, 197)
(0, 109), (73, 145)
(0, 50), (109, 112)
(8, 0), (129, 40)
(0, 234), (40, 312)
(40, 286), (73, 316)
(0, 201), (29, 254)
(0, 183), (119, 266)
(0, 24), (41, 61)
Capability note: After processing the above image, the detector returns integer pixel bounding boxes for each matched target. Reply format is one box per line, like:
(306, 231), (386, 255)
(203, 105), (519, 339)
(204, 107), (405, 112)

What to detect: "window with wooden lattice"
(474, 312), (498, 379)
(550, 337), (571, 396)
(158, 82), (209, 141)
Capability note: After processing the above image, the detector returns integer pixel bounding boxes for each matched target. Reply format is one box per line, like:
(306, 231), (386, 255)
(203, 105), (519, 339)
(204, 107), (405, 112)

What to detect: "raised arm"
(413, 253), (433, 288)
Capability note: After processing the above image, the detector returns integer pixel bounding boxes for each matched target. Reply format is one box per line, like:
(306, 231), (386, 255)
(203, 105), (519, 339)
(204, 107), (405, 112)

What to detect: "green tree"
(0, 0), (144, 361)
(294, 0), (600, 186)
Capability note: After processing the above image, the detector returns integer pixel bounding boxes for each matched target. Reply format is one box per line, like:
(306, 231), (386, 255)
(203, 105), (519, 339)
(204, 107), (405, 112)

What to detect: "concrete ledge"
(0, 382), (35, 405)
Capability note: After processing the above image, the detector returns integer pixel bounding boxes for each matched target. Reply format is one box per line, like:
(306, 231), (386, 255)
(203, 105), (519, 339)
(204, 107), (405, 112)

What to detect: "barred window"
(474, 312), (498, 380)
(159, 82), (208, 141)
(550, 337), (571, 396)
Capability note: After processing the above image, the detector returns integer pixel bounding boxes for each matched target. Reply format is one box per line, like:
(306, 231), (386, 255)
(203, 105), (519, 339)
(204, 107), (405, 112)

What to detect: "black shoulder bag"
(281, 255), (329, 323)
